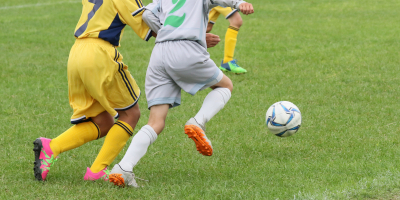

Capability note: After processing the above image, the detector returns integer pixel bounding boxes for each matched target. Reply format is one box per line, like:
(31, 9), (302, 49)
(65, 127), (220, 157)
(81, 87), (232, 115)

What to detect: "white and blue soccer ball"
(266, 101), (301, 137)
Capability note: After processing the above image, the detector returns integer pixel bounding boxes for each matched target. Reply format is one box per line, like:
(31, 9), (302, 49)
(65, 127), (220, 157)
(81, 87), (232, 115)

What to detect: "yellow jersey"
(74, 0), (151, 46)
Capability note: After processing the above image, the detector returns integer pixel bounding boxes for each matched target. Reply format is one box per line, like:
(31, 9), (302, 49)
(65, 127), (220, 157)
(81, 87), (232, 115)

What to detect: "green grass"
(1, 0), (400, 199)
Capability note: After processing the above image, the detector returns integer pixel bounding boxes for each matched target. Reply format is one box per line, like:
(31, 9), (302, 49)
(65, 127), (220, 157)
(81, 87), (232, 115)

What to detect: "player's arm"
(142, 9), (221, 48)
(113, 0), (152, 41)
(142, 1), (161, 36)
(209, 0), (254, 15)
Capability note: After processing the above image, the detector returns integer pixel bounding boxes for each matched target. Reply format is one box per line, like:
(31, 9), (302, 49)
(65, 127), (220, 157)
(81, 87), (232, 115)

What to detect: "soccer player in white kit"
(108, 0), (254, 187)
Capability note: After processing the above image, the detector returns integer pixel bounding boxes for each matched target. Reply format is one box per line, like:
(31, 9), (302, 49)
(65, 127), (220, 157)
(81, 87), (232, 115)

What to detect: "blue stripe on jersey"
(135, 0), (142, 8)
(98, 14), (126, 46)
(75, 0), (103, 37)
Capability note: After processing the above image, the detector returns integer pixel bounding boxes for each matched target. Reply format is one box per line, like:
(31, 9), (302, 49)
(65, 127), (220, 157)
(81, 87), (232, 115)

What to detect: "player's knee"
(219, 78), (233, 92)
(126, 105), (141, 124)
(222, 74), (233, 92)
(231, 18), (243, 28)
(147, 118), (165, 134)
(102, 117), (115, 137)
(226, 79), (233, 92)
(212, 75), (233, 92)
(118, 104), (141, 128)
(229, 13), (243, 28)
(91, 111), (114, 137)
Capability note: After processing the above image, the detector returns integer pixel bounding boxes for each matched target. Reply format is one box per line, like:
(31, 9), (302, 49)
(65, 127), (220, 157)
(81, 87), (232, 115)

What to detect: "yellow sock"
(90, 120), (132, 173)
(223, 26), (239, 63)
(50, 121), (100, 158)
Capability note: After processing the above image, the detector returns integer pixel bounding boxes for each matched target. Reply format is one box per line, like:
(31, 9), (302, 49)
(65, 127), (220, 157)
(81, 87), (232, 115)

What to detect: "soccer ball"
(266, 101), (301, 137)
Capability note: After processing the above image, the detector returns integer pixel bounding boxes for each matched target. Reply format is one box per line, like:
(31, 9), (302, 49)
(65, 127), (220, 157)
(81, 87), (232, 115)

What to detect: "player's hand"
(206, 33), (221, 48)
(239, 3), (254, 15)
(151, 31), (157, 38)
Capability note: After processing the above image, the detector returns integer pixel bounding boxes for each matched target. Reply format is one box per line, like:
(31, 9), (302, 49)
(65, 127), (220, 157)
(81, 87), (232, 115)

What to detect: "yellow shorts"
(208, 6), (238, 24)
(67, 38), (140, 124)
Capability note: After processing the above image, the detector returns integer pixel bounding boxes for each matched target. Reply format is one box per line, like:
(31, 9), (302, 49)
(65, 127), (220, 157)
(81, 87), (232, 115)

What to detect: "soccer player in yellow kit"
(207, 6), (247, 74)
(32, 0), (152, 181)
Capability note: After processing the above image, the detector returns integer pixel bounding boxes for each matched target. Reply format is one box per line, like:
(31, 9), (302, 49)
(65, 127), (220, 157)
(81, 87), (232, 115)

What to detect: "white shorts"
(145, 40), (223, 108)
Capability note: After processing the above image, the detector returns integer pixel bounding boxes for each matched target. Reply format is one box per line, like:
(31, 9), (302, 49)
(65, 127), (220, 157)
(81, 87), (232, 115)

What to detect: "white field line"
(0, 1), (80, 10)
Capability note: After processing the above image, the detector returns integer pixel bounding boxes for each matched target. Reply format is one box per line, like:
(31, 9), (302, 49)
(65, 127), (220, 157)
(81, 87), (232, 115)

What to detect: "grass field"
(1, 0), (400, 199)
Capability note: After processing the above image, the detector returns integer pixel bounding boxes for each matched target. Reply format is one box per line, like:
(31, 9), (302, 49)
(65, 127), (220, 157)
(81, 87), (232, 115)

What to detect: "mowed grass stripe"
(0, 1), (80, 10)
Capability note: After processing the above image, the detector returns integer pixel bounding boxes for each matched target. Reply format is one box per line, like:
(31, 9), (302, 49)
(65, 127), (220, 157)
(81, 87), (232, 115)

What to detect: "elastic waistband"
(156, 39), (198, 45)
(74, 38), (114, 47)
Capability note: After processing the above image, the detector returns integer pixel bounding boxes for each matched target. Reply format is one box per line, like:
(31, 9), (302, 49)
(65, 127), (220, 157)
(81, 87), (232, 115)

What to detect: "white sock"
(118, 125), (157, 171)
(194, 87), (231, 126)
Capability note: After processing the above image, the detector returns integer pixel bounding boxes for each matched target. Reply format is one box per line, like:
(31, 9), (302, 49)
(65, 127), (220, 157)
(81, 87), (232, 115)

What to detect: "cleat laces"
(102, 168), (111, 180)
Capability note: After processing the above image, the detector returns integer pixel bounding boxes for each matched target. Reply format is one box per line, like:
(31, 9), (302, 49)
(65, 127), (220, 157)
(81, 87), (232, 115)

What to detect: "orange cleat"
(184, 118), (213, 156)
(109, 164), (138, 188)
(109, 173), (126, 187)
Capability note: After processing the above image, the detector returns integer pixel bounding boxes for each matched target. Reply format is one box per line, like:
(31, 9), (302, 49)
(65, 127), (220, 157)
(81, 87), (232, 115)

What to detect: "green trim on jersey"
(164, 0), (186, 27)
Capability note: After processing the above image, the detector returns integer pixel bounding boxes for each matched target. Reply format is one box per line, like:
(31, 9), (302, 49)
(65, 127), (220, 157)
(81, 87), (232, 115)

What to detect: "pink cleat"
(84, 167), (109, 181)
(33, 137), (57, 181)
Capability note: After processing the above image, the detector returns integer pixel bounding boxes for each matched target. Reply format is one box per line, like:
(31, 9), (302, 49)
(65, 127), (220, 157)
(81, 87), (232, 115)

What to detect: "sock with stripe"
(223, 26), (239, 63)
(118, 125), (158, 171)
(194, 88), (232, 127)
(50, 121), (100, 158)
(90, 120), (132, 173)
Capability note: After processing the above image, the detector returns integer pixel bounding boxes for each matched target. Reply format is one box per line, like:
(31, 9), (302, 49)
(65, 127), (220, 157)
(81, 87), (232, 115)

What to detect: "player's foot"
(184, 118), (213, 156)
(33, 137), (57, 181)
(83, 167), (110, 181)
(219, 59), (247, 74)
(108, 164), (138, 188)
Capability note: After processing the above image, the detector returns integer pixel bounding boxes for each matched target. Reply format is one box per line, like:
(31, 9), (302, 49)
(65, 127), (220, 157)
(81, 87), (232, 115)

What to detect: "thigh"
(208, 7), (220, 24)
(145, 44), (182, 108)
(214, 6), (237, 19)
(107, 55), (141, 111)
(68, 42), (114, 123)
(164, 41), (224, 95)
(148, 104), (170, 134)
(68, 40), (140, 123)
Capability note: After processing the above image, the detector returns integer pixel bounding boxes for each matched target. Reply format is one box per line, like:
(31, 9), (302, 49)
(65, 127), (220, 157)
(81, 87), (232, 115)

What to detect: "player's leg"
(207, 8), (219, 33)
(157, 40), (232, 156)
(109, 43), (178, 187)
(224, 11), (242, 63)
(186, 74), (232, 156)
(109, 104), (168, 187)
(220, 11), (247, 74)
(85, 104), (140, 181)
(194, 74), (233, 126)
(47, 112), (114, 157)
(33, 40), (117, 181)
(33, 116), (110, 181)
(35, 111), (114, 181)
(85, 47), (142, 180)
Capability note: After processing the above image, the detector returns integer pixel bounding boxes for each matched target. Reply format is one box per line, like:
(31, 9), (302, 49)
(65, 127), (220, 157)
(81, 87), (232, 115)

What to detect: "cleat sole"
(109, 174), (126, 188)
(184, 125), (213, 156)
(33, 139), (43, 181)
(219, 67), (228, 72)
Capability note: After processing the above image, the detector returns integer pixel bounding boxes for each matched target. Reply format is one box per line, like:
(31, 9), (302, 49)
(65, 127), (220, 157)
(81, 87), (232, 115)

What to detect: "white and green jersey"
(155, 0), (246, 48)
